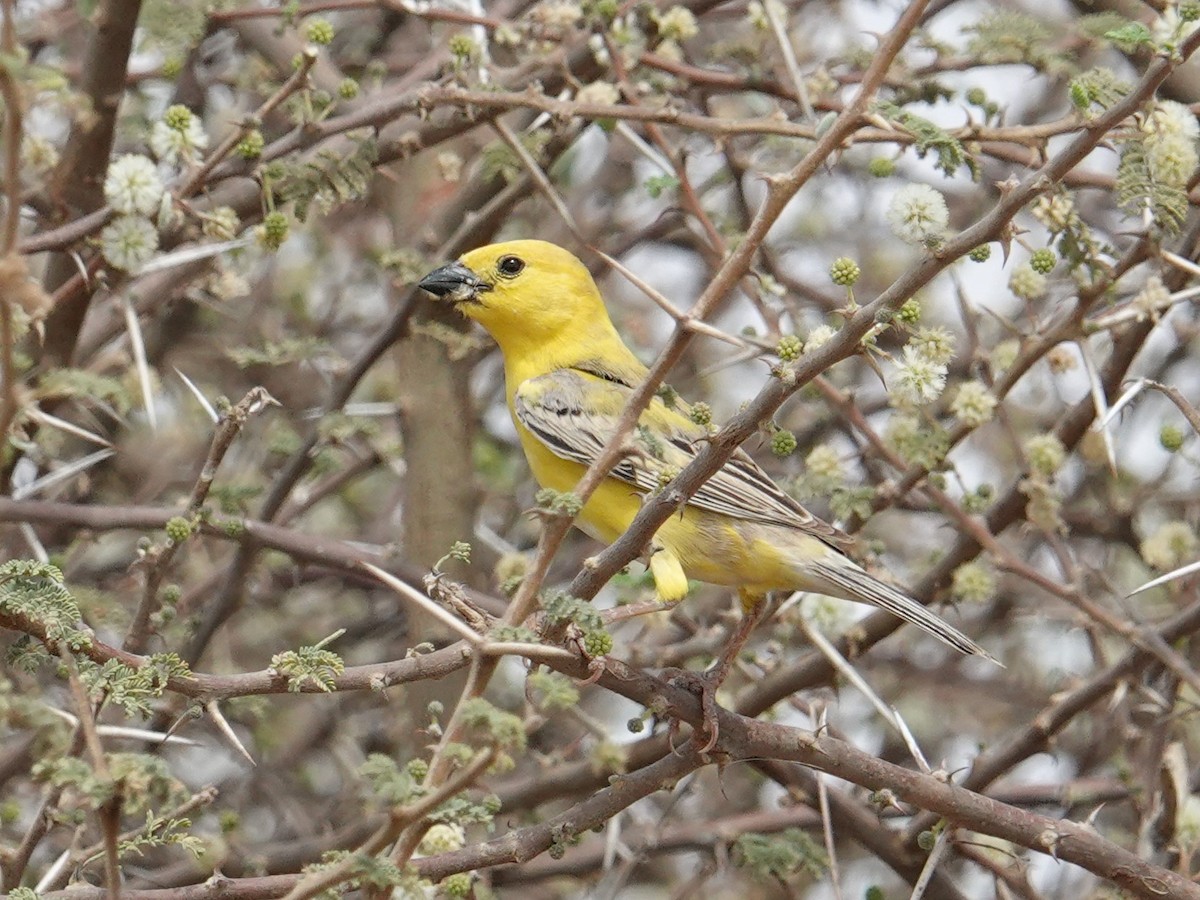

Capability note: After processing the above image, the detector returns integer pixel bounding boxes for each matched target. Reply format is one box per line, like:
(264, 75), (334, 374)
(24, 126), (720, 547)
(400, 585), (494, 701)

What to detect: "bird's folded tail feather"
(808, 561), (1000, 665)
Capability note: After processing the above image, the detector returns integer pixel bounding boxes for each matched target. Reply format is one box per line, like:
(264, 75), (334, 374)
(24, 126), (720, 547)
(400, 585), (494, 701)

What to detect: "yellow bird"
(419, 239), (991, 666)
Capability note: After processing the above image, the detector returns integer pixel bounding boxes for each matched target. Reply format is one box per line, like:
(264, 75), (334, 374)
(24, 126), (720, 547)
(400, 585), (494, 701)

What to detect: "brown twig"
(123, 387), (280, 655)
(57, 645), (121, 900)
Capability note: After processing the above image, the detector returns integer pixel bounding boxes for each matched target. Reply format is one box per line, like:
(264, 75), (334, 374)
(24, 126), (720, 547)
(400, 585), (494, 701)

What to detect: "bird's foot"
(662, 666), (724, 755)
(660, 598), (766, 754)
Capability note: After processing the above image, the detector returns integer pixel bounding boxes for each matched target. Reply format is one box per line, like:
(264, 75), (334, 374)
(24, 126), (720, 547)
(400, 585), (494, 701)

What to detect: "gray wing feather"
(514, 369), (849, 546)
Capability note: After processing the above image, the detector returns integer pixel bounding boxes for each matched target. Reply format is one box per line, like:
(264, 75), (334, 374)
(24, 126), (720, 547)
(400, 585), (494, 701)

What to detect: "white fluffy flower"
(1140, 521), (1198, 571)
(803, 324), (837, 353)
(886, 183), (949, 245)
(1153, 8), (1200, 46)
(1134, 275), (1171, 320)
(576, 81), (620, 106)
(1031, 194), (1077, 231)
(891, 344), (947, 405)
(950, 380), (996, 427)
(22, 133), (59, 175)
(418, 823), (465, 856)
(1147, 132), (1199, 188)
(910, 326), (955, 366)
(100, 215), (159, 272)
(1009, 262), (1048, 301)
(150, 117), (209, 165)
(654, 6), (699, 40)
(104, 154), (164, 217)
(1147, 100), (1200, 141)
(533, 0), (582, 29)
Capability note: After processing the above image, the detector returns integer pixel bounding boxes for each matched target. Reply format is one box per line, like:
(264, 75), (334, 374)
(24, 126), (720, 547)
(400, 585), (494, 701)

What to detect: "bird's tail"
(806, 560), (999, 664)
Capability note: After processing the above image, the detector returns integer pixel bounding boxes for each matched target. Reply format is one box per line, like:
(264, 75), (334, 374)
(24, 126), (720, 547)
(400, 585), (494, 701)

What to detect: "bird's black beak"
(417, 261), (490, 303)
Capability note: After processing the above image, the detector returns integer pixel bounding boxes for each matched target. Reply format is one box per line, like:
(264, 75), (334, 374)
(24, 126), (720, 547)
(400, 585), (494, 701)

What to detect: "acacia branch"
(566, 25), (1200, 607)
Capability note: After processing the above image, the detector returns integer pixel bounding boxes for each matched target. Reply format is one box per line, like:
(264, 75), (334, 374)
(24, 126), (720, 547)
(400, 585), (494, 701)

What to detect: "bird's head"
(418, 240), (612, 354)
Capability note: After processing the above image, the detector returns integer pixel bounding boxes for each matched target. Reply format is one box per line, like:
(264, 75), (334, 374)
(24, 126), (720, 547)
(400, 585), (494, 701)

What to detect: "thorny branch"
(4, 0), (1200, 897)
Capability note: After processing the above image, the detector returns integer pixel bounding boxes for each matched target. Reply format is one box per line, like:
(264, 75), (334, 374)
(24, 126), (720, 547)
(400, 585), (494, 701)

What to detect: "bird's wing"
(514, 367), (849, 546)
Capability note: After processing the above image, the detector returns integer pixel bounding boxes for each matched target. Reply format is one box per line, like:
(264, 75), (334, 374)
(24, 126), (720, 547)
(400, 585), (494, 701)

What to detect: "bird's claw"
(662, 667), (722, 755)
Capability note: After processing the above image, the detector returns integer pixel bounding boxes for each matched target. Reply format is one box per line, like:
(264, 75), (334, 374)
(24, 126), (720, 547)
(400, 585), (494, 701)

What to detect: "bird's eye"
(497, 255), (525, 277)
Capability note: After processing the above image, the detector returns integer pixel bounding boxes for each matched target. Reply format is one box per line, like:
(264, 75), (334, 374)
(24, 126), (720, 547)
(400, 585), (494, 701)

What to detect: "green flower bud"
(442, 873), (472, 897)
(236, 129), (264, 160)
(1160, 423), (1185, 452)
(163, 104), (194, 132)
(868, 157), (895, 178)
(776, 334), (803, 361)
(1029, 248), (1056, 274)
(305, 18), (335, 44)
(771, 429), (798, 456)
(583, 630), (613, 657)
(829, 257), (861, 286)
(257, 211), (290, 250)
(165, 516), (193, 544)
(1025, 434), (1066, 476)
(689, 401), (712, 426)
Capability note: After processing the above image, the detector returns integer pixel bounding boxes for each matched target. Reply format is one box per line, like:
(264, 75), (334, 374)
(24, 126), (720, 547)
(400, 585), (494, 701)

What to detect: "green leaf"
(0, 560), (89, 650)
(1104, 22), (1154, 50)
(644, 174), (680, 198)
(269, 644), (345, 692)
(874, 102), (979, 179)
(733, 829), (828, 881)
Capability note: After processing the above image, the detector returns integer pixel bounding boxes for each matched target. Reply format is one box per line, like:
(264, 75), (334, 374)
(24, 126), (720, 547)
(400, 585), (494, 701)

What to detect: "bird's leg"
(665, 590), (766, 754)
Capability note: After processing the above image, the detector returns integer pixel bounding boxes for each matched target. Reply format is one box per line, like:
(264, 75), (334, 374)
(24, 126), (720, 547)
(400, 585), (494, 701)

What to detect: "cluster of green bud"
(689, 401), (712, 426)
(961, 483), (994, 513)
(449, 34), (477, 61)
(1029, 248), (1057, 274)
(1024, 434), (1066, 476)
(776, 334), (803, 361)
(771, 429), (798, 456)
(868, 157), (896, 178)
(236, 129), (265, 160)
(829, 257), (861, 286)
(441, 873), (473, 896)
(164, 516), (193, 544)
(257, 211), (290, 250)
(163, 105), (194, 133)
(583, 630), (614, 656)
(897, 298), (921, 324)
(1160, 423), (1185, 451)
(968, 244), (991, 262)
(950, 560), (997, 603)
(305, 18), (335, 44)
(534, 487), (584, 516)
